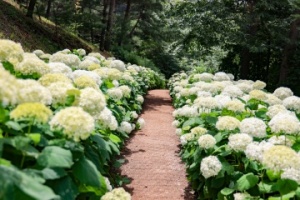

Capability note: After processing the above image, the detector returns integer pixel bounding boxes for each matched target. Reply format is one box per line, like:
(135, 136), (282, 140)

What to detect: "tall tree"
(26, 0), (37, 18)
(100, 0), (109, 51)
(104, 0), (115, 50)
(279, 10), (300, 84)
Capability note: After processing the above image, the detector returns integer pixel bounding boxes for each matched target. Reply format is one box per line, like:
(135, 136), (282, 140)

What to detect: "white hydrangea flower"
(268, 135), (294, 147)
(175, 128), (182, 136)
(252, 80), (266, 90)
(47, 82), (74, 106)
(78, 59), (96, 70)
(194, 73), (214, 82)
(198, 134), (216, 149)
(197, 91), (212, 98)
(38, 73), (72, 87)
(173, 105), (199, 118)
(130, 111), (138, 119)
(240, 117), (266, 138)
(109, 60), (126, 72)
(268, 112), (300, 135)
(18, 79), (52, 105)
(72, 70), (102, 86)
(50, 52), (81, 68)
(96, 107), (118, 131)
(237, 82), (253, 93)
(266, 104), (288, 119)
(180, 88), (190, 97)
(191, 127), (207, 136)
(112, 80), (119, 87)
(245, 141), (273, 162)
(180, 133), (194, 145)
(262, 145), (300, 172)
(197, 82), (220, 95)
(50, 107), (95, 142)
(48, 62), (73, 78)
(32, 49), (44, 57)
(221, 85), (243, 98)
(194, 97), (220, 109)
(77, 48), (86, 56)
(119, 85), (131, 97)
(137, 118), (145, 129)
(249, 89), (267, 101)
(118, 121), (134, 133)
(224, 99), (245, 112)
(214, 95), (231, 108)
(107, 88), (123, 101)
(15, 56), (50, 77)
(283, 96), (300, 113)
(84, 55), (101, 64)
(104, 177), (112, 191)
(172, 120), (180, 128)
(265, 93), (282, 106)
(78, 88), (106, 116)
(273, 87), (293, 100)
(101, 188), (131, 200)
(216, 116), (240, 131)
(227, 73), (234, 80)
(234, 193), (251, 200)
(88, 52), (105, 60)
(200, 156), (222, 179)
(228, 133), (253, 152)
(0, 39), (24, 65)
(213, 72), (231, 81)
(281, 168), (300, 184)
(0, 68), (19, 106)
(136, 95), (144, 104)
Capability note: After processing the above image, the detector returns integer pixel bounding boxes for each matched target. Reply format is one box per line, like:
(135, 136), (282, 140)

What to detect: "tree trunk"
(118, 0), (131, 46)
(239, 0), (257, 79)
(128, 10), (142, 38)
(26, 0), (37, 18)
(279, 10), (300, 84)
(100, 0), (109, 51)
(104, 0), (116, 51)
(45, 0), (52, 18)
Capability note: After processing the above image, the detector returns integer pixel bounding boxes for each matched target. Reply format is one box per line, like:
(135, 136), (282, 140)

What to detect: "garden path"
(120, 90), (194, 200)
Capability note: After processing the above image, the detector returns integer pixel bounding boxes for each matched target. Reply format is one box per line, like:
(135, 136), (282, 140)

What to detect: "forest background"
(4, 0), (300, 95)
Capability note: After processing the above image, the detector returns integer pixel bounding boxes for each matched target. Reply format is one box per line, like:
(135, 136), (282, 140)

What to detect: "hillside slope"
(0, 0), (97, 53)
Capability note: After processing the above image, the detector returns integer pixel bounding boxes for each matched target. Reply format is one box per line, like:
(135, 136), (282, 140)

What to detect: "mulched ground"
(120, 90), (195, 200)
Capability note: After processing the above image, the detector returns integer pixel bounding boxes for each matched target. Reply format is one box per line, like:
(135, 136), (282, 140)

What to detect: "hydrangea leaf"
(236, 173), (259, 191)
(72, 156), (101, 188)
(37, 146), (73, 168)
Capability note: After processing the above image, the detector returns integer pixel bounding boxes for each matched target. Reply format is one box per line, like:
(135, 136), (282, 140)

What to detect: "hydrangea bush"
(169, 71), (300, 199)
(0, 39), (165, 200)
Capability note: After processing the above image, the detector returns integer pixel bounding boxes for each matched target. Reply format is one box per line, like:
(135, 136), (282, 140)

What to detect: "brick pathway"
(120, 90), (194, 200)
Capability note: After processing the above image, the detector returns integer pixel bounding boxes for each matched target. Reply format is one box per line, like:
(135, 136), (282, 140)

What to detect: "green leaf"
(5, 121), (22, 131)
(236, 173), (259, 191)
(0, 165), (59, 200)
(273, 179), (298, 195)
(266, 169), (281, 181)
(258, 181), (275, 194)
(109, 134), (121, 144)
(72, 156), (101, 188)
(50, 176), (79, 200)
(268, 191), (296, 200)
(26, 133), (41, 145)
(220, 187), (235, 196)
(42, 168), (67, 180)
(37, 146), (73, 168)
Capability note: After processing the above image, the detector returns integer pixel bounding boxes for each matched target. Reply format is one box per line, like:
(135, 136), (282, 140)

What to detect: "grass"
(0, 0), (98, 54)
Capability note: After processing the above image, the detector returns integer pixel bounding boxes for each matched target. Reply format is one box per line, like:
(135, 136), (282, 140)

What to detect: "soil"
(120, 90), (195, 200)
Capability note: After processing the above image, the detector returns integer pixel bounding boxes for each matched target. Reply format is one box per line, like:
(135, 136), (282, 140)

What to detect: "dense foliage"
(0, 39), (165, 200)
(169, 70), (300, 199)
